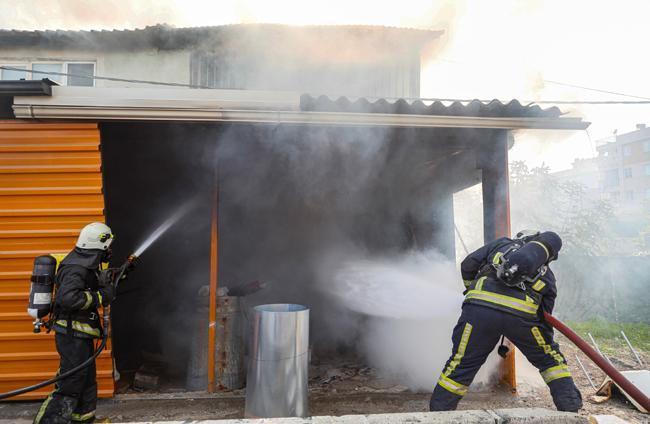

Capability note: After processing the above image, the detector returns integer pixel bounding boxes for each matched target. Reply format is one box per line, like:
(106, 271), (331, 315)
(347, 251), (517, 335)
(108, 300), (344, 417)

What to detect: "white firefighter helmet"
(76, 222), (114, 250)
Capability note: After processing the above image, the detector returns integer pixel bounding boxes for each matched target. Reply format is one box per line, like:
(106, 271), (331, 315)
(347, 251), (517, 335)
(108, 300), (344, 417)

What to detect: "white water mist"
(320, 249), (466, 390)
(322, 249), (547, 391)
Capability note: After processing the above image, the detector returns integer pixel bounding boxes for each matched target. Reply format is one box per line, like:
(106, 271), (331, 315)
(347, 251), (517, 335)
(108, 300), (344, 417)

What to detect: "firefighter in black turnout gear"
(429, 230), (582, 412)
(34, 223), (117, 424)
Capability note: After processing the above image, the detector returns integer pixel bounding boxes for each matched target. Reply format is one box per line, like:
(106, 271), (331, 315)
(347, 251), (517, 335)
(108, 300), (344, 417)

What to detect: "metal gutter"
(12, 87), (590, 130)
(0, 79), (57, 96)
(11, 106), (588, 130)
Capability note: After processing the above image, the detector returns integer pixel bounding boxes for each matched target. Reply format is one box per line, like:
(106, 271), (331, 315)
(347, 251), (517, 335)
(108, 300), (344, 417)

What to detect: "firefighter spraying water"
(0, 203), (196, 424)
(430, 230), (650, 413)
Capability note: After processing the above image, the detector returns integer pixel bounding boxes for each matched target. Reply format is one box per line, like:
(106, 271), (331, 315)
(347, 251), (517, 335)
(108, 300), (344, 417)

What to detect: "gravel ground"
(0, 339), (646, 423)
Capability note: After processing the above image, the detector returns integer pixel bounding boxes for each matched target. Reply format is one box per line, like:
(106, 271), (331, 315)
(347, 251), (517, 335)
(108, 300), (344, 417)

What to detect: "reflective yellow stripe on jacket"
(531, 327), (566, 366)
(437, 374), (468, 396)
(55, 319), (100, 337)
(444, 323), (473, 377)
(436, 323), (473, 396)
(475, 277), (486, 292)
(541, 364), (572, 383)
(81, 291), (94, 310)
(465, 289), (539, 316)
(71, 411), (96, 422)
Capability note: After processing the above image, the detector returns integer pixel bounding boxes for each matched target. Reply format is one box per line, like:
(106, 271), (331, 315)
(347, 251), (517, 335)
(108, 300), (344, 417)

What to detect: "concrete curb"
(120, 408), (588, 424)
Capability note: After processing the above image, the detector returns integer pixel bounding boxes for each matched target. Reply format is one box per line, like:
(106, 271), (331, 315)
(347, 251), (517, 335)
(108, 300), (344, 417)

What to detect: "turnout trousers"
(34, 333), (98, 424)
(429, 303), (582, 412)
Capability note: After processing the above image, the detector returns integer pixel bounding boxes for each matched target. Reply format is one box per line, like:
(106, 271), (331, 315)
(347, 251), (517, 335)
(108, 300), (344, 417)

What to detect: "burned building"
(0, 80), (589, 400)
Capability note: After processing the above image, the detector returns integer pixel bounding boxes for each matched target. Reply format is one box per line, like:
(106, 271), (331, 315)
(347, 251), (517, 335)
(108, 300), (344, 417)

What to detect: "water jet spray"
(132, 200), (196, 257)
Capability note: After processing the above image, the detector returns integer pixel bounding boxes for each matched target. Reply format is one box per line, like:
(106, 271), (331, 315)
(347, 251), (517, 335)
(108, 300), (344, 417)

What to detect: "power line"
(436, 56), (650, 101)
(3, 65), (650, 106)
(543, 80), (650, 101)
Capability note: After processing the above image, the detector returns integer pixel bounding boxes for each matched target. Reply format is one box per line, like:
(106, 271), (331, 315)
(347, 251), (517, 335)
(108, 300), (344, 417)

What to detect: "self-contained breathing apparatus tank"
(495, 241), (549, 287)
(27, 255), (57, 333)
(492, 231), (562, 289)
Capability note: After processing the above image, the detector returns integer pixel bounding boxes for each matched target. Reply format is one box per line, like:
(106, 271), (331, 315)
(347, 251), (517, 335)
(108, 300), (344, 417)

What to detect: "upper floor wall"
(0, 24), (440, 98)
(0, 48), (190, 88)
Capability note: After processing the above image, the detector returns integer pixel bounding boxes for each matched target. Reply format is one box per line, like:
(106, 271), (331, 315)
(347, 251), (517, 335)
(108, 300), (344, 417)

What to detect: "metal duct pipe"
(245, 304), (309, 418)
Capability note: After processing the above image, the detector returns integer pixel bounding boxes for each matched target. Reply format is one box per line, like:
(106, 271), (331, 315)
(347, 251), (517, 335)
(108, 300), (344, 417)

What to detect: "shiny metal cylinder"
(245, 304), (309, 418)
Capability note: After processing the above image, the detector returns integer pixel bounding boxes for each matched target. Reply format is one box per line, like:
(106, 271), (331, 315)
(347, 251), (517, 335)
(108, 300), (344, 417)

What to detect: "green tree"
(509, 160), (614, 256)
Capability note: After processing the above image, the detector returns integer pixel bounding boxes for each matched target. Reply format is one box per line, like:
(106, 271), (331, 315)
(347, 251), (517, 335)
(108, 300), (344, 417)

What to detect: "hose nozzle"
(123, 254), (138, 274)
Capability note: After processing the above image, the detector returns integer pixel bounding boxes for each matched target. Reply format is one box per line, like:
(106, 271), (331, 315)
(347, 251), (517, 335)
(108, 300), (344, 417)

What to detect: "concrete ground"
(0, 388), (638, 424)
(0, 407), (591, 424)
(119, 408), (589, 423)
(1, 339), (646, 423)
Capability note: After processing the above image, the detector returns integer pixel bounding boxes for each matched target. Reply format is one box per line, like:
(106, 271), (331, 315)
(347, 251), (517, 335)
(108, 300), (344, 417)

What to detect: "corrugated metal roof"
(300, 95), (563, 119)
(0, 24), (441, 52)
(8, 86), (588, 129)
(0, 121), (114, 400)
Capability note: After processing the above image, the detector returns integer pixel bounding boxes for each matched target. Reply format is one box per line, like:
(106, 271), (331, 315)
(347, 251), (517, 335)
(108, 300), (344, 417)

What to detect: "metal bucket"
(244, 304), (309, 418)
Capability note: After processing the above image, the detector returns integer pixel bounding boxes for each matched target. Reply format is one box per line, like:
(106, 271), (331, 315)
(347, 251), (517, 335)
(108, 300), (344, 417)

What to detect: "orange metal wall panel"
(0, 121), (114, 400)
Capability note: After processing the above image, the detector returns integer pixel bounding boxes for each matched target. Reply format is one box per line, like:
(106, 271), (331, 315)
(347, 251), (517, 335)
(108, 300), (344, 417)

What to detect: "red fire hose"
(544, 312), (650, 412)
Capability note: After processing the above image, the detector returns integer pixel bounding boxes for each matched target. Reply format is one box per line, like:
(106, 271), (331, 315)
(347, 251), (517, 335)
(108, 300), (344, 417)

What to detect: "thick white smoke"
(318, 249), (501, 391)
(325, 250), (461, 320)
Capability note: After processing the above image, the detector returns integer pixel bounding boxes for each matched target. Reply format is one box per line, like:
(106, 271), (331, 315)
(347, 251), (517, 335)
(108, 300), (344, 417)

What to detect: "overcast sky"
(2, 0), (648, 170)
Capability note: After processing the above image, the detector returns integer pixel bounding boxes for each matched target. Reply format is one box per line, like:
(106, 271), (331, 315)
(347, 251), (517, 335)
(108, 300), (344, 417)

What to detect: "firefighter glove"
(98, 269), (117, 287)
(96, 284), (115, 306)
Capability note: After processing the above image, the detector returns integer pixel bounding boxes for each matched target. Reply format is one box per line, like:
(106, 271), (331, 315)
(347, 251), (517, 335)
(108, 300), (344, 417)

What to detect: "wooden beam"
(481, 130), (511, 243)
(207, 168), (219, 392)
(480, 130), (516, 392)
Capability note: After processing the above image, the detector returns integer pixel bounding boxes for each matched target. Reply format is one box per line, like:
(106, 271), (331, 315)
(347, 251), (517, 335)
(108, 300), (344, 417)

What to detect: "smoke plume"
(320, 249), (463, 390)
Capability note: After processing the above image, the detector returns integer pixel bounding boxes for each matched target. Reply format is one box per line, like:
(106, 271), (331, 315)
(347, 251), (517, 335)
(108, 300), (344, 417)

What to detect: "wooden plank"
(207, 170), (219, 392)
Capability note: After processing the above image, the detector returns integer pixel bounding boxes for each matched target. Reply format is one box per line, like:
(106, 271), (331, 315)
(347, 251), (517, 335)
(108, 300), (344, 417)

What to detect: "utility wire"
(437, 56), (650, 101)
(543, 80), (650, 101)
(3, 65), (650, 105)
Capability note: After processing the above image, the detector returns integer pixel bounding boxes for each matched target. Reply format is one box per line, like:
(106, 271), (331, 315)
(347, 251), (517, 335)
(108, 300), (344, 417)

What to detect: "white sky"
(2, 0), (649, 170)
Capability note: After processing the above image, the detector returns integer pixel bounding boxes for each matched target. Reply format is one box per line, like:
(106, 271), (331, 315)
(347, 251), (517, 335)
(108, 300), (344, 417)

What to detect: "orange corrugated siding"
(0, 121), (114, 400)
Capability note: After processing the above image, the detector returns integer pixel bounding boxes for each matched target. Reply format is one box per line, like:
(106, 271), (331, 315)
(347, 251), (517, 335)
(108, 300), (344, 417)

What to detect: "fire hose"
(0, 255), (137, 401)
(0, 309), (110, 401)
(544, 312), (650, 412)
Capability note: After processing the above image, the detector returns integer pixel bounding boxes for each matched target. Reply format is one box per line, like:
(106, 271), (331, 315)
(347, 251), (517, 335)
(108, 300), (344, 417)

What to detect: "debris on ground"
(591, 370), (649, 413)
(132, 352), (167, 391)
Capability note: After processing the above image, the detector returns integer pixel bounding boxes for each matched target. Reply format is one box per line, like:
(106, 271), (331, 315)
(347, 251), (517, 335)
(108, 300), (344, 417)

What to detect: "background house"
(0, 79), (587, 399)
(552, 124), (650, 253)
(0, 24), (440, 98)
(596, 125), (650, 210)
